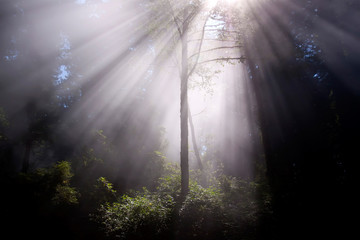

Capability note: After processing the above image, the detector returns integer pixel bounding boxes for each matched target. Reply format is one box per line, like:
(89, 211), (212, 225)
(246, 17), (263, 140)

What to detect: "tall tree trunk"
(188, 107), (203, 170)
(180, 8), (189, 196)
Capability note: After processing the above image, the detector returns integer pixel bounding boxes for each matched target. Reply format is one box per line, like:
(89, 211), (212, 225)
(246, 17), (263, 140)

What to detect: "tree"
(148, 0), (245, 195)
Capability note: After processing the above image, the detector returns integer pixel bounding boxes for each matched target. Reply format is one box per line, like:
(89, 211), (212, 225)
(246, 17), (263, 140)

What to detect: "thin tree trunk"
(180, 8), (189, 196)
(188, 107), (203, 170)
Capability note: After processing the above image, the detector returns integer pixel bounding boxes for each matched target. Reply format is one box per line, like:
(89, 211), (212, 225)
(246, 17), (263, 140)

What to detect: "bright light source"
(224, 0), (242, 5)
(206, 0), (240, 8)
(206, 0), (219, 8)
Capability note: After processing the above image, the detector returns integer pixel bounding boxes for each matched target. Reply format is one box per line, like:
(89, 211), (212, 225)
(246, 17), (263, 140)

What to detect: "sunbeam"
(0, 0), (358, 239)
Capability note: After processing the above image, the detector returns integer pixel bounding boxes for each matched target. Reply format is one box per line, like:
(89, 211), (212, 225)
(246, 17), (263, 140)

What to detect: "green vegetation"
(16, 161), (79, 206)
(94, 162), (272, 240)
(1, 143), (272, 240)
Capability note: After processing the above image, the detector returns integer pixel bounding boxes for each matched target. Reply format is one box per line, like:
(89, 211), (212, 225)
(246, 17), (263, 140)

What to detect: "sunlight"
(206, 0), (241, 8)
(206, 0), (219, 8)
(1, 0), (357, 238)
(224, 0), (237, 4)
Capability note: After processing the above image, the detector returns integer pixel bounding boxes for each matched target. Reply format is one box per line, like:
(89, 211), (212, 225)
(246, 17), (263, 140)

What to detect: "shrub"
(178, 183), (224, 240)
(52, 184), (79, 205)
(94, 165), (272, 240)
(95, 188), (175, 239)
(17, 161), (79, 206)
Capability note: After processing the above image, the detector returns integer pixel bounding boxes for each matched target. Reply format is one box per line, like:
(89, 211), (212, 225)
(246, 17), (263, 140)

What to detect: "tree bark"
(180, 7), (189, 196)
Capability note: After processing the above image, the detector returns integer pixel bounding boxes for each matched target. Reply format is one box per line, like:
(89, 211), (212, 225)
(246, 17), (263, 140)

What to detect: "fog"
(1, 0), (358, 182)
(1, 0), (358, 239)
(0, 0), (261, 186)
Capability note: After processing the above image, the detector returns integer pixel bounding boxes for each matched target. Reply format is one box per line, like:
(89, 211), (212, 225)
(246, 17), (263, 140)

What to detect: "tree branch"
(198, 56), (246, 65)
(188, 46), (243, 59)
(191, 29), (243, 34)
(187, 14), (210, 78)
(166, 0), (182, 35)
(188, 38), (240, 42)
(183, 5), (199, 28)
(192, 107), (207, 117)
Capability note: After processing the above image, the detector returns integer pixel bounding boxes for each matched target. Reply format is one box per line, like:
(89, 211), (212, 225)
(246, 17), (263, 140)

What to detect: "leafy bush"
(88, 176), (118, 205)
(18, 161), (79, 206)
(52, 184), (79, 205)
(178, 183), (224, 239)
(156, 163), (182, 198)
(94, 167), (272, 239)
(95, 188), (175, 239)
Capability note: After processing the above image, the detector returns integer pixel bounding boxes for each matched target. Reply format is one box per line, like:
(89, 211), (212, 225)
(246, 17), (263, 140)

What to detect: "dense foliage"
(94, 163), (272, 240)
(1, 150), (271, 240)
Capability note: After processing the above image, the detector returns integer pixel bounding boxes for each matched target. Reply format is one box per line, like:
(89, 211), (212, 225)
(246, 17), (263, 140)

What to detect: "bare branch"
(188, 46), (243, 59)
(191, 107), (207, 117)
(188, 38), (240, 42)
(191, 29), (243, 35)
(198, 56), (246, 65)
(183, 5), (199, 28)
(166, 0), (182, 35)
(187, 14), (210, 77)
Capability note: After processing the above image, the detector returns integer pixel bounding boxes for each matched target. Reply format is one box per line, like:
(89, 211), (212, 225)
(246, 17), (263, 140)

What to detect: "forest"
(0, 0), (358, 239)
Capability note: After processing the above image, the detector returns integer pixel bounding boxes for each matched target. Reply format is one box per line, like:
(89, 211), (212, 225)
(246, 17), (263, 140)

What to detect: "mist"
(0, 0), (258, 179)
(0, 0), (358, 239)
